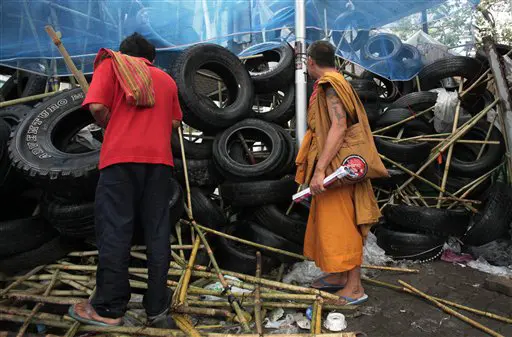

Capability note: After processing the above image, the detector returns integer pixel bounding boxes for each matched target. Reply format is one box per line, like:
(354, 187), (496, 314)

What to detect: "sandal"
(311, 274), (346, 291)
(68, 303), (122, 327)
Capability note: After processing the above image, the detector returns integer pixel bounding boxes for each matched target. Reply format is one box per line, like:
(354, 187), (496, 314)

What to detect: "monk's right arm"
(310, 86), (348, 195)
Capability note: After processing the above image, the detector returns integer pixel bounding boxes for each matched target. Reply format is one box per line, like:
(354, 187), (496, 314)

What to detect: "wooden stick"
(16, 270), (59, 337)
(11, 274), (90, 282)
(237, 132), (257, 165)
(412, 138), (500, 145)
(362, 278), (512, 324)
(398, 280), (504, 337)
(45, 26), (89, 92)
(254, 252), (263, 336)
(372, 106), (434, 135)
(176, 236), (201, 306)
(172, 314), (202, 337)
(437, 81), (464, 208)
(0, 265), (46, 297)
(182, 300), (354, 311)
(0, 91), (61, 108)
(477, 115), (497, 160)
(315, 297), (323, 334)
(190, 221), (252, 332)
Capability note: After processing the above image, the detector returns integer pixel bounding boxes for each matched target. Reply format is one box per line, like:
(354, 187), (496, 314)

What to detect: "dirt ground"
(349, 261), (512, 337)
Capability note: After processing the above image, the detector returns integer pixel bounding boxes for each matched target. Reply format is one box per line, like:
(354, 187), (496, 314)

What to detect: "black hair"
(119, 32), (156, 62)
(307, 40), (335, 68)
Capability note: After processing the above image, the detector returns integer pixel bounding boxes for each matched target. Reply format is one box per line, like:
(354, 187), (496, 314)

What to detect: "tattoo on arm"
(325, 87), (347, 125)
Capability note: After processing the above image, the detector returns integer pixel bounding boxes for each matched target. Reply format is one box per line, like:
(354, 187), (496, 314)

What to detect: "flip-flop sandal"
(311, 274), (346, 291)
(338, 294), (369, 306)
(68, 304), (122, 327)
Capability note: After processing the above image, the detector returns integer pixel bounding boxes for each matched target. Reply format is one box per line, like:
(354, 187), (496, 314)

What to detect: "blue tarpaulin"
(0, 0), (479, 80)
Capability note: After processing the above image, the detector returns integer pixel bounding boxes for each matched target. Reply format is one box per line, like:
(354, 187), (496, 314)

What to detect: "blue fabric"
(0, 0), (479, 80)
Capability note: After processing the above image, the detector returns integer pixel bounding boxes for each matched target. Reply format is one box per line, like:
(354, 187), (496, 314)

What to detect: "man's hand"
(310, 170), (326, 195)
(89, 103), (110, 128)
(172, 120), (181, 129)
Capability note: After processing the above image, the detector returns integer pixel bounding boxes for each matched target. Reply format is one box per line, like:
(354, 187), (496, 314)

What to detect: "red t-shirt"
(83, 58), (182, 170)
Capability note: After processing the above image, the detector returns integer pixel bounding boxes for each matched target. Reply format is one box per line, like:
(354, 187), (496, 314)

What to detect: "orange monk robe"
(295, 72), (383, 273)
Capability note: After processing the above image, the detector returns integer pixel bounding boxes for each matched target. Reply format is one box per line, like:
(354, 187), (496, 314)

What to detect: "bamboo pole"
(172, 314), (202, 337)
(414, 138), (500, 145)
(16, 270), (59, 337)
(45, 26), (89, 92)
(397, 99), (499, 194)
(0, 305), (64, 321)
(398, 281), (504, 337)
(254, 252), (263, 336)
(310, 300), (318, 336)
(11, 274), (90, 282)
(372, 106), (434, 135)
(315, 297), (323, 334)
(183, 300), (354, 311)
(362, 278), (512, 324)
(190, 221), (252, 332)
(0, 265), (46, 297)
(437, 81), (464, 208)
(0, 91), (62, 108)
(477, 115), (497, 160)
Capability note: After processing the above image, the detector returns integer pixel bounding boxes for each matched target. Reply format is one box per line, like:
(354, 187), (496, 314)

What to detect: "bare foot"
(335, 285), (365, 301)
(72, 302), (122, 326)
(311, 272), (348, 289)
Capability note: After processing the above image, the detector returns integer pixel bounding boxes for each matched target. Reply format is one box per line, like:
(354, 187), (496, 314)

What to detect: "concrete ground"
(350, 261), (512, 337)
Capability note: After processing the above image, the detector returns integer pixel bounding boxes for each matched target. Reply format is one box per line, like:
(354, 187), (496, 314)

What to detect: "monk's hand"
(310, 170), (326, 195)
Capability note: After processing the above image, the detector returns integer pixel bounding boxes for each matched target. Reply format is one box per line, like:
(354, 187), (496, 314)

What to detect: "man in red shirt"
(69, 33), (182, 328)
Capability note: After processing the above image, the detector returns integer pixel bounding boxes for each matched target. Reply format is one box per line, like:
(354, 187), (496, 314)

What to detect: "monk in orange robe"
(295, 41), (384, 305)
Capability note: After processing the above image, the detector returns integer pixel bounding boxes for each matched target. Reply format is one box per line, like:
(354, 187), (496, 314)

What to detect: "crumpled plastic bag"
(282, 261), (324, 286)
(363, 231), (393, 266)
(467, 257), (512, 278)
(467, 240), (512, 267)
(200, 275), (251, 301)
(430, 88), (471, 133)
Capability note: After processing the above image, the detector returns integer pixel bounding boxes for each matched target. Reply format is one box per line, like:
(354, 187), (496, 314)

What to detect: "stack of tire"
(363, 53), (512, 262)
(168, 42), (310, 274)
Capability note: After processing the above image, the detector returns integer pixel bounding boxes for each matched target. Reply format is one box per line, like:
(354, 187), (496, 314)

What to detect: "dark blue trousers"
(92, 163), (173, 318)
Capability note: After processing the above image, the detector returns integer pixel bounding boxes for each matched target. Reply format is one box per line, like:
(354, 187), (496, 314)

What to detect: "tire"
(169, 44), (254, 132)
(253, 203), (308, 245)
(475, 44), (511, 66)
(350, 79), (380, 102)
(375, 226), (445, 261)
(374, 136), (431, 164)
(220, 176), (297, 207)
(272, 124), (296, 176)
(448, 121), (505, 178)
(0, 118), (9, 160)
(360, 71), (400, 103)
(190, 187), (226, 228)
(418, 57), (486, 95)
(242, 42), (294, 94)
(463, 183), (512, 246)
(213, 119), (286, 180)
(371, 164), (418, 190)
(387, 91), (438, 116)
(375, 108), (434, 134)
(173, 159), (223, 188)
(171, 132), (213, 160)
(8, 88), (99, 197)
(245, 221), (302, 263)
(216, 224), (279, 275)
(332, 10), (370, 52)
(466, 239), (512, 267)
(0, 71), (47, 103)
(0, 217), (55, 257)
(383, 204), (470, 237)
(364, 102), (382, 126)
(395, 44), (422, 69)
(41, 195), (95, 238)
(0, 119), (27, 196)
(169, 178), (185, 226)
(362, 34), (403, 61)
(20, 73), (47, 99)
(0, 236), (78, 276)
(253, 82), (295, 125)
(0, 105), (33, 130)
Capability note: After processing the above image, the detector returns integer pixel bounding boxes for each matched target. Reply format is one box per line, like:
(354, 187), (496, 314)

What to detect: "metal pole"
(421, 10), (428, 34)
(295, 0), (307, 148)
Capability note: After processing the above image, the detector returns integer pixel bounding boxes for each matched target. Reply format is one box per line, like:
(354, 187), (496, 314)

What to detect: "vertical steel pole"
(295, 0), (307, 148)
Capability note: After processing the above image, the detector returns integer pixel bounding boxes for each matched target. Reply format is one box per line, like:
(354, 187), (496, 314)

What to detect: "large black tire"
(213, 119), (286, 180)
(0, 71), (47, 103)
(169, 178), (185, 226)
(466, 239), (512, 267)
(253, 203), (308, 245)
(216, 224), (279, 275)
(0, 118), (9, 162)
(394, 43), (422, 69)
(360, 71), (404, 103)
(463, 183), (512, 246)
(383, 204), (470, 237)
(375, 108), (434, 134)
(272, 124), (296, 176)
(243, 42), (294, 94)
(374, 136), (431, 165)
(171, 132), (213, 160)
(448, 121), (505, 178)
(350, 79), (380, 102)
(41, 195), (95, 238)
(375, 226), (445, 261)
(190, 187), (226, 228)
(220, 176), (297, 207)
(0, 236), (78, 276)
(386, 91), (438, 116)
(173, 159), (223, 188)
(332, 10), (370, 52)
(8, 89), (99, 198)
(0, 105), (33, 130)
(362, 33), (403, 61)
(253, 82), (295, 125)
(476, 44), (511, 66)
(244, 222), (302, 263)
(0, 217), (55, 257)
(170, 44), (254, 132)
(418, 57), (486, 96)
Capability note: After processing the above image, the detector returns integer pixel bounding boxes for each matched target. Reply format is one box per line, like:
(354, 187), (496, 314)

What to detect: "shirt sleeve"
(171, 84), (183, 122)
(82, 58), (115, 109)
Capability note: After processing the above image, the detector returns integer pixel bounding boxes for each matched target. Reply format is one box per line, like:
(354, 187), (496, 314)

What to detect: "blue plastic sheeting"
(0, 0), (478, 80)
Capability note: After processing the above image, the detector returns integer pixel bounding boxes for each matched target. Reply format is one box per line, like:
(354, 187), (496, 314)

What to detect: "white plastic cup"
(323, 312), (347, 332)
